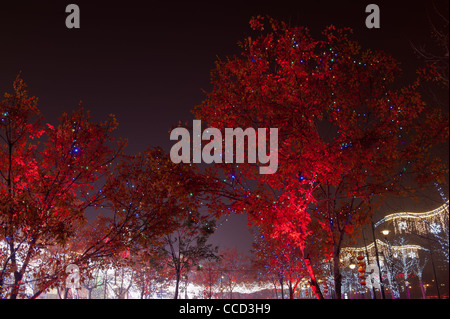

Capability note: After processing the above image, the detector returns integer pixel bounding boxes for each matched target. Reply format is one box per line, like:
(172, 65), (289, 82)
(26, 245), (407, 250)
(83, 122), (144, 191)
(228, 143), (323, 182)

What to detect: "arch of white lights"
(373, 200), (449, 236)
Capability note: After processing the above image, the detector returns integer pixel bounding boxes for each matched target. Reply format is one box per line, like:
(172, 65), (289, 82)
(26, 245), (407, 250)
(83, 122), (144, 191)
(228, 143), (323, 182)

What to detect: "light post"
(348, 263), (356, 299)
(371, 222), (386, 299)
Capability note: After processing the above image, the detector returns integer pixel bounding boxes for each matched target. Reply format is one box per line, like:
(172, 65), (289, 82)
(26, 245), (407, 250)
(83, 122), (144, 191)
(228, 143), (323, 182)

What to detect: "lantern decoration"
(356, 255), (366, 286)
(323, 284), (328, 294)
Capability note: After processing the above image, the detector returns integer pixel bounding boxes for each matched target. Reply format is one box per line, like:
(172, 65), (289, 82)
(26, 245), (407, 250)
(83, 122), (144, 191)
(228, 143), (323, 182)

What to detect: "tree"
(216, 247), (252, 299)
(192, 260), (223, 299)
(78, 259), (105, 299)
(128, 247), (168, 299)
(250, 252), (283, 299)
(100, 147), (207, 254)
(412, 0), (448, 88)
(0, 76), (123, 298)
(253, 226), (311, 299)
(60, 146), (212, 298)
(412, 256), (428, 299)
(163, 213), (218, 299)
(194, 16), (448, 298)
(0, 77), (212, 299)
(107, 256), (134, 299)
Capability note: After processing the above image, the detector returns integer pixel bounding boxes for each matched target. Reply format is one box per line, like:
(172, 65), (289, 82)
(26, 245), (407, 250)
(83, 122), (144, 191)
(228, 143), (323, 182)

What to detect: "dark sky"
(1, 0), (447, 254)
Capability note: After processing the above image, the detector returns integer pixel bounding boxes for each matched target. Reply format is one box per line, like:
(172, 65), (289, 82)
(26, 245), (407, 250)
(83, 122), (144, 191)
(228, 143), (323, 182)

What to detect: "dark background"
(1, 0), (448, 255)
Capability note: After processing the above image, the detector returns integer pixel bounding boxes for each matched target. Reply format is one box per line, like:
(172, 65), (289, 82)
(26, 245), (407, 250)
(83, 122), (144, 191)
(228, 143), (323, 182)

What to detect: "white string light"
(341, 239), (428, 264)
(373, 201), (449, 236)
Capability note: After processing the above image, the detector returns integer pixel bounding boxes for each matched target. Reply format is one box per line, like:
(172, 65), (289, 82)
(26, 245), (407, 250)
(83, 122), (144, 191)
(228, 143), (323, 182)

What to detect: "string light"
(435, 182), (448, 203)
(341, 239), (428, 265)
(373, 200), (449, 236)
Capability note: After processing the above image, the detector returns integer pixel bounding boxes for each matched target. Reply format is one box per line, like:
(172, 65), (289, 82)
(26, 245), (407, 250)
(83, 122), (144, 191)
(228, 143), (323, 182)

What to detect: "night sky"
(1, 0), (448, 254)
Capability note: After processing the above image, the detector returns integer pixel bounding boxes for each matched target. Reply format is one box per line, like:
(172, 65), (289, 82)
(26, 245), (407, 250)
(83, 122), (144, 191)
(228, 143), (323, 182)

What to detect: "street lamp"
(349, 264), (356, 270)
(381, 230), (390, 236)
(371, 222), (386, 299)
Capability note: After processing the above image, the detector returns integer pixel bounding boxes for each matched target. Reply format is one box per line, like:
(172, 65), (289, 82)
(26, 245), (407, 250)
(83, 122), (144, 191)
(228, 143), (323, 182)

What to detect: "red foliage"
(194, 17), (448, 298)
(0, 76), (124, 298)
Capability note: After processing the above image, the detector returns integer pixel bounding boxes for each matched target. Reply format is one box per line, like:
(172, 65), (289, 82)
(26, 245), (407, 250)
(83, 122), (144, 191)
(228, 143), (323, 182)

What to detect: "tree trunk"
(9, 236), (37, 299)
(419, 280), (427, 299)
(303, 253), (324, 299)
(288, 280), (294, 299)
(10, 272), (23, 299)
(0, 279), (3, 298)
(272, 280), (278, 299)
(279, 277), (284, 299)
(140, 282), (146, 299)
(174, 270), (180, 299)
(333, 251), (342, 299)
(405, 278), (411, 299)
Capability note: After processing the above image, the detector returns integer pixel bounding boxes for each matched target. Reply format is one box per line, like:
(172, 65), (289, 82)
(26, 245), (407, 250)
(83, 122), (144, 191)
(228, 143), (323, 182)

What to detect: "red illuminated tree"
(194, 17), (449, 298)
(253, 225), (320, 299)
(215, 247), (251, 299)
(246, 190), (327, 299)
(192, 260), (223, 299)
(128, 248), (168, 299)
(56, 147), (214, 298)
(0, 75), (216, 298)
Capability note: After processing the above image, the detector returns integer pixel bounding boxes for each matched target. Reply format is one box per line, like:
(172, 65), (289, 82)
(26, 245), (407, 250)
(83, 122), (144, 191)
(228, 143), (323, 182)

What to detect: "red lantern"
(360, 280), (366, 286)
(357, 255), (364, 261)
(359, 274), (366, 279)
(358, 267), (366, 273)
